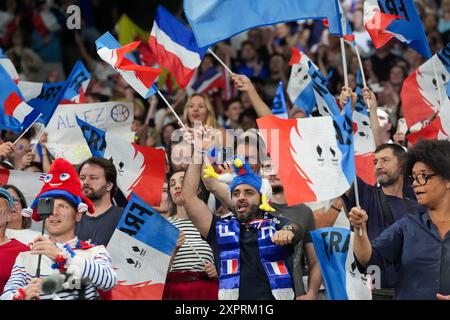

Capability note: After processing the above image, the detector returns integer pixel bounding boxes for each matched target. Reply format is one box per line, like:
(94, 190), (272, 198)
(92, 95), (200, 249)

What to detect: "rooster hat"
(25, 158), (95, 221)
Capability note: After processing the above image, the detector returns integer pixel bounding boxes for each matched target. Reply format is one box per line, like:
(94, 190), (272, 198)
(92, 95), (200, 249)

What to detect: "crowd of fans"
(0, 0), (449, 301)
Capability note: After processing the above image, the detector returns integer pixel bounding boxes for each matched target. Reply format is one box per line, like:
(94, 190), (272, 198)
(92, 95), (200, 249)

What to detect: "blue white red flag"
(257, 101), (355, 205)
(184, 0), (343, 47)
(364, 0), (431, 58)
(107, 193), (179, 300)
(308, 62), (341, 116)
(60, 60), (90, 104)
(148, 5), (207, 89)
(221, 259), (239, 275)
(401, 42), (450, 129)
(187, 66), (225, 95)
(0, 65), (36, 133)
(265, 261), (289, 276)
(96, 32), (162, 98)
(77, 118), (166, 206)
(311, 227), (373, 300)
(271, 82), (288, 119)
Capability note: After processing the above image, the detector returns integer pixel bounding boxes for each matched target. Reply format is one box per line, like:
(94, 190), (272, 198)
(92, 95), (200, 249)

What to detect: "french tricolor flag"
(4, 92), (34, 123)
(221, 259), (238, 275)
(188, 66), (225, 95)
(96, 32), (162, 98)
(148, 5), (207, 89)
(266, 261), (289, 276)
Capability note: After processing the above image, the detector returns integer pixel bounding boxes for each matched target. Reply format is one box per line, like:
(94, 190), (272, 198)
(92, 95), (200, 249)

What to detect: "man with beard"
(182, 133), (301, 300)
(75, 158), (123, 246)
(261, 159), (322, 300)
(341, 143), (425, 299)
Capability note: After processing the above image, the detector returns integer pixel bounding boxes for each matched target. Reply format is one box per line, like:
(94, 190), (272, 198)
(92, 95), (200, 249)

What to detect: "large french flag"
(107, 193), (179, 300)
(257, 101), (355, 205)
(311, 228), (372, 300)
(0, 48), (19, 84)
(77, 118), (166, 206)
(221, 259), (239, 275)
(148, 5), (207, 89)
(353, 71), (376, 186)
(0, 65), (36, 133)
(401, 42), (450, 129)
(96, 32), (162, 98)
(364, 0), (431, 58)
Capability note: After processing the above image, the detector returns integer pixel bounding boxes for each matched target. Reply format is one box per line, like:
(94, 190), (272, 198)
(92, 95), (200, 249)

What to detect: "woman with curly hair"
(349, 140), (450, 300)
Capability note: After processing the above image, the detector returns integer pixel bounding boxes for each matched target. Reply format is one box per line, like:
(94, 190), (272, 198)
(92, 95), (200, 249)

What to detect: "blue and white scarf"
(216, 213), (294, 300)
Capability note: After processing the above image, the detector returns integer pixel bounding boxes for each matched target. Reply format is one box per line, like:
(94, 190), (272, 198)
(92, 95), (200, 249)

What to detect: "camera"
(37, 197), (55, 219)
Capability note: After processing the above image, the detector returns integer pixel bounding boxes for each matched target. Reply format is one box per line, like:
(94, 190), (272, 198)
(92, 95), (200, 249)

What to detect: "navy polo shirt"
(360, 211), (450, 300)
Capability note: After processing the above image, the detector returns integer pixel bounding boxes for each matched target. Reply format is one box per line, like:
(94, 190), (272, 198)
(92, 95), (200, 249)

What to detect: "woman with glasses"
(3, 185), (40, 246)
(349, 140), (450, 300)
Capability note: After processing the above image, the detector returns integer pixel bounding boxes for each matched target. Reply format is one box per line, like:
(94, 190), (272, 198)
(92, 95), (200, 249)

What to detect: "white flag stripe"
(151, 22), (202, 69)
(108, 229), (171, 286)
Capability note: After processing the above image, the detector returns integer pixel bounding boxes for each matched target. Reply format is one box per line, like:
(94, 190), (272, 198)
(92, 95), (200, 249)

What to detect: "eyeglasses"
(408, 173), (438, 186)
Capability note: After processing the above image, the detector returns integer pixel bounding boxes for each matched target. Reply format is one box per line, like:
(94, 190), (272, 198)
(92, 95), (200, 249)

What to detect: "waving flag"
(148, 5), (208, 89)
(77, 118), (166, 206)
(353, 71), (376, 186)
(187, 66), (225, 95)
(60, 60), (90, 104)
(401, 42), (450, 129)
(407, 82), (450, 144)
(271, 82), (288, 118)
(0, 48), (19, 83)
(311, 228), (373, 300)
(308, 62), (341, 116)
(18, 61), (91, 127)
(184, 0), (343, 47)
(96, 32), (162, 98)
(0, 65), (36, 133)
(107, 193), (179, 300)
(257, 101), (355, 205)
(0, 168), (44, 205)
(364, 0), (431, 58)
(287, 48), (317, 116)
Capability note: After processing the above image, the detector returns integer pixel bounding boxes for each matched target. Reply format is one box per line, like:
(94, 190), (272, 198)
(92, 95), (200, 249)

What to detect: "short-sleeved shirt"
(356, 211), (450, 300)
(271, 203), (315, 296)
(206, 214), (296, 300)
(75, 205), (123, 246)
(0, 239), (30, 293)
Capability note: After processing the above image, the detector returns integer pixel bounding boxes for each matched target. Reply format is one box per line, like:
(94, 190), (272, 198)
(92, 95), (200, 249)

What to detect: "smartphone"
(37, 197), (55, 220)
(397, 118), (408, 134)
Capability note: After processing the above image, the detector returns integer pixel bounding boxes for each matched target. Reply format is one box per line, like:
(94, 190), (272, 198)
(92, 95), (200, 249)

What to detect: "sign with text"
(46, 102), (133, 164)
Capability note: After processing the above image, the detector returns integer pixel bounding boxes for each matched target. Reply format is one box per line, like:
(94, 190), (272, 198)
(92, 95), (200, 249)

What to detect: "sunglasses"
(408, 173), (438, 186)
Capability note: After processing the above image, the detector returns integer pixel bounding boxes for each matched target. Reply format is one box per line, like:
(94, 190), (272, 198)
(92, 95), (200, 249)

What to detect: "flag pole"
(156, 90), (186, 129)
(13, 115), (42, 145)
(208, 48), (233, 75)
(340, 31), (363, 236)
(31, 123), (45, 153)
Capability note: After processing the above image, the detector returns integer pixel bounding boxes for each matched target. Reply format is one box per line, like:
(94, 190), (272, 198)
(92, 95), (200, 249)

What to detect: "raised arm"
(363, 87), (384, 147)
(231, 74), (272, 117)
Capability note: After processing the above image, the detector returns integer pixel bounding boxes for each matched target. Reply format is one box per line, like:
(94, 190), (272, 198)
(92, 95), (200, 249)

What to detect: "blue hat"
(0, 188), (14, 209)
(229, 157), (262, 194)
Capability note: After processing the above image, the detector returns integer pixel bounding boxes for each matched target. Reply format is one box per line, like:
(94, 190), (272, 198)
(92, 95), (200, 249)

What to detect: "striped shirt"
(1, 238), (117, 300)
(168, 218), (214, 273)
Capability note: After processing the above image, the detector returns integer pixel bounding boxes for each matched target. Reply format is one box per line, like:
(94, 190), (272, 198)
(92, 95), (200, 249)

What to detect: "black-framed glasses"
(408, 173), (438, 186)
